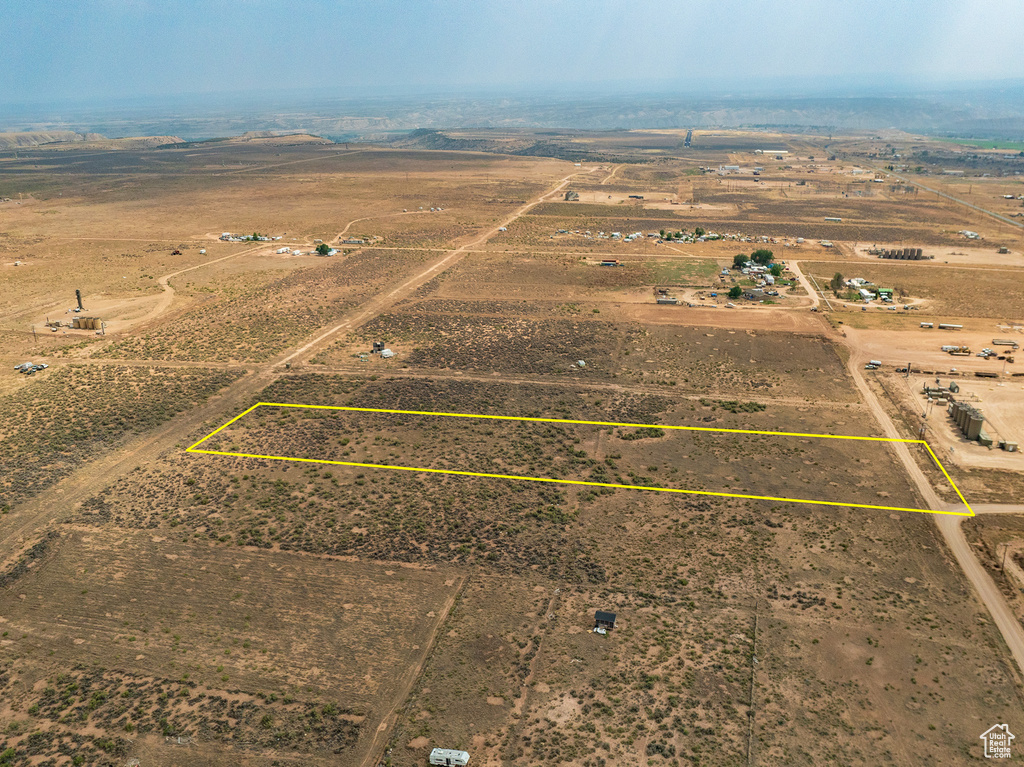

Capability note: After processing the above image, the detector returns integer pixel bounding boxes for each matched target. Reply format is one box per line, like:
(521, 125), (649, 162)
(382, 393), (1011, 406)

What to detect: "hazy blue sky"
(2, 0), (1023, 105)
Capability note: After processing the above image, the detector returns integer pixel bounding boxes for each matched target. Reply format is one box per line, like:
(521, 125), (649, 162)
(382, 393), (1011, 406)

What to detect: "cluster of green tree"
(659, 227), (705, 240)
(731, 249), (782, 276)
(733, 249), (770, 268)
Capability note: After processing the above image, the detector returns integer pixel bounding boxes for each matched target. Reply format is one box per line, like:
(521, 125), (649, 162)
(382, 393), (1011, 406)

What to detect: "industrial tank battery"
(966, 413), (985, 441)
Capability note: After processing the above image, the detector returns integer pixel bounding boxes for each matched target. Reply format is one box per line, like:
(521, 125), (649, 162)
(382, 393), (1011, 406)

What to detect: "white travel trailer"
(429, 748), (470, 766)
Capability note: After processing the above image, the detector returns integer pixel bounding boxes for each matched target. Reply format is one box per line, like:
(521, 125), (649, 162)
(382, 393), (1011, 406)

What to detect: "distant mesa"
(0, 131), (185, 150)
(0, 130), (335, 152)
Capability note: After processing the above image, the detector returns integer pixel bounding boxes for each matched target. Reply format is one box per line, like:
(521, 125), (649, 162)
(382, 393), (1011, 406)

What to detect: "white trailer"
(429, 748), (470, 766)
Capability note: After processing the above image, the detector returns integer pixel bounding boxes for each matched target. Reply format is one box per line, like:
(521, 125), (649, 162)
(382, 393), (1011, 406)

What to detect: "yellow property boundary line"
(186, 403), (974, 517)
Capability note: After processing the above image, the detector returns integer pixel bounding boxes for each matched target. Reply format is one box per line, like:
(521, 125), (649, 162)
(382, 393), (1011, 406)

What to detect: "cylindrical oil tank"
(956, 404), (969, 430)
(966, 414), (984, 441)
(961, 406), (973, 431)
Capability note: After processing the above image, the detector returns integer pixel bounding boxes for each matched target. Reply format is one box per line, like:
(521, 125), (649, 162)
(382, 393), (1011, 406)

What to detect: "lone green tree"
(769, 263), (783, 277)
(315, 243), (330, 255)
(751, 248), (773, 265)
(733, 253), (748, 268)
(694, 226), (705, 238)
(830, 272), (844, 292)
(728, 285), (743, 299)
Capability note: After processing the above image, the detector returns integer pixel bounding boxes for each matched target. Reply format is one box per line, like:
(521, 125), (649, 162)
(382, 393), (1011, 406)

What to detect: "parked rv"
(429, 748), (470, 766)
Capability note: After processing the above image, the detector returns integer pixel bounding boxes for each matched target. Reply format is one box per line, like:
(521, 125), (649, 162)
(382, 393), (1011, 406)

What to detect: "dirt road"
(785, 260), (822, 309)
(282, 170), (589, 366)
(959, 503), (1024, 515)
(334, 208), (427, 241)
(135, 243), (271, 328)
(358, 576), (467, 767)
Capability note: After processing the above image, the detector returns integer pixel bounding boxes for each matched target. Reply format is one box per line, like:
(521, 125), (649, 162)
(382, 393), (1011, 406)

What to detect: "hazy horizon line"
(5, 76), (1024, 116)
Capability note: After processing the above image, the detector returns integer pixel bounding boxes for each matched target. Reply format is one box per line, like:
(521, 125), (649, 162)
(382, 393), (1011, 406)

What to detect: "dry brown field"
(317, 298), (857, 401)
(0, 527), (460, 766)
(1, 130), (1022, 767)
(805, 260), (1024, 319)
(0, 365), (242, 510)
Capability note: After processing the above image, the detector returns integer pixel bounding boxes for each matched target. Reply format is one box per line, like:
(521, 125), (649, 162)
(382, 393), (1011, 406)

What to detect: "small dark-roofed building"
(594, 610), (617, 630)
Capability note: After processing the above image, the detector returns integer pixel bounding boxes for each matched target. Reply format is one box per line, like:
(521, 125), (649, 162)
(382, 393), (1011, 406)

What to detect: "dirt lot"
(0, 528), (459, 766)
(206, 400), (924, 511)
(320, 304), (852, 400)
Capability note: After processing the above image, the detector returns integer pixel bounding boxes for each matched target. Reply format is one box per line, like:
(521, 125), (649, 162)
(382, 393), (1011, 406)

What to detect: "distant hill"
(0, 131), (184, 150)
(387, 129), (642, 163)
(387, 128), (525, 153)
(0, 131), (100, 149)
(238, 131), (329, 143)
